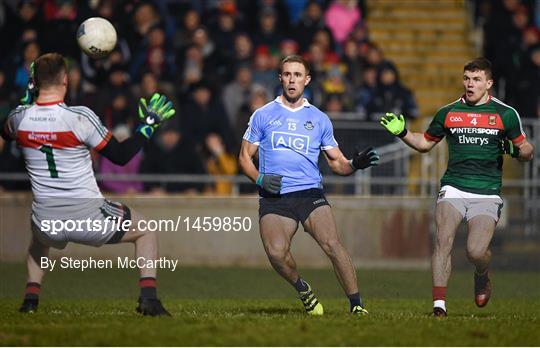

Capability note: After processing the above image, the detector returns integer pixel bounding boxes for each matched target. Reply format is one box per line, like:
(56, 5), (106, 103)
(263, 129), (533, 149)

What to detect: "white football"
(77, 17), (117, 59)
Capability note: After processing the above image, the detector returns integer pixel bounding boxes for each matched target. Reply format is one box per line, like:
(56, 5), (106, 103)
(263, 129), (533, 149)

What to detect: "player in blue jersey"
(239, 55), (379, 315)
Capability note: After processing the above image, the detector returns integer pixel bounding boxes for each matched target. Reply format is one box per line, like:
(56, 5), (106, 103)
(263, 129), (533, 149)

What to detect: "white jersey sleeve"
(67, 105), (112, 150)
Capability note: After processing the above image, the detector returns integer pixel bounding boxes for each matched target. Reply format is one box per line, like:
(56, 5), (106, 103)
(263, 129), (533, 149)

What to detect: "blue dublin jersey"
(243, 96), (338, 194)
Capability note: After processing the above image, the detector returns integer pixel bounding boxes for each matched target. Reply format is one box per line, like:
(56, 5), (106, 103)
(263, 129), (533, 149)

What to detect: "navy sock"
(348, 292), (363, 310)
(293, 278), (309, 292)
(139, 277), (157, 299)
(24, 282), (41, 300)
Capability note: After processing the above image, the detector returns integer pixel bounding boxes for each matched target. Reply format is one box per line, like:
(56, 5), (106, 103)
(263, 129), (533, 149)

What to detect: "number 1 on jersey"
(39, 145), (59, 178)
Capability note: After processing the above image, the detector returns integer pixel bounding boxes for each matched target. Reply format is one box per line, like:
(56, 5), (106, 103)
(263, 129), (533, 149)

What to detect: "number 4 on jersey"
(39, 145), (59, 178)
(470, 118), (478, 126)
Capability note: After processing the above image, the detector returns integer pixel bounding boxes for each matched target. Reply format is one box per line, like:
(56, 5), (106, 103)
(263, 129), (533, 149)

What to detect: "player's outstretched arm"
(380, 112), (437, 153)
(238, 139), (282, 194)
(99, 93), (176, 166)
(323, 146), (379, 176)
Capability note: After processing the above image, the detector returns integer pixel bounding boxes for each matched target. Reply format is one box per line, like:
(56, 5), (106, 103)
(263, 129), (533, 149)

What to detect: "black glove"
(499, 139), (520, 158)
(256, 174), (282, 194)
(349, 146), (380, 170)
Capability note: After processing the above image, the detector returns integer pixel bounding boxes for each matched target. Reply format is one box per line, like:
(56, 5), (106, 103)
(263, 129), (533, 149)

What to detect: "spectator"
(235, 85), (271, 141)
(0, 69), (13, 119)
(323, 93), (348, 113)
(95, 64), (136, 129)
(204, 133), (238, 195)
(126, 2), (161, 53)
(40, 0), (80, 58)
(283, 0), (309, 26)
(225, 32), (254, 80)
(181, 80), (235, 152)
(177, 44), (209, 100)
(174, 8), (200, 50)
(342, 38), (366, 90)
(130, 25), (175, 82)
(252, 45), (276, 96)
(210, 10), (239, 61)
(366, 63), (418, 122)
(65, 61), (94, 107)
(252, 6), (283, 50)
(0, 0), (42, 62)
(141, 123), (206, 194)
(191, 26), (226, 85)
(320, 64), (353, 112)
(13, 40), (40, 95)
(294, 1), (328, 52)
(312, 28), (340, 64)
(99, 125), (143, 194)
(516, 44), (540, 118)
(222, 65), (254, 127)
(354, 65), (378, 120)
(324, 0), (362, 49)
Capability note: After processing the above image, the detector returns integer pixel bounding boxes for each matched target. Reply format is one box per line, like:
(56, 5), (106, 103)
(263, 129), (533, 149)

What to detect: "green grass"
(0, 264), (539, 346)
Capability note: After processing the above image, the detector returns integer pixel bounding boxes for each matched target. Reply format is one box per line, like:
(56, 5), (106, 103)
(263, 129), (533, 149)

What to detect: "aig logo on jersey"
(271, 131), (310, 154)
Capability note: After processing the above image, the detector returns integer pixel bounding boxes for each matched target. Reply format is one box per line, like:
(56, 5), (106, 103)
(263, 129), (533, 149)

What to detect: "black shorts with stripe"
(259, 188), (330, 224)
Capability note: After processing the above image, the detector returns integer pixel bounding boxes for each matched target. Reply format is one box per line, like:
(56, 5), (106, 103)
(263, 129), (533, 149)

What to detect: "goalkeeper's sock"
(293, 278), (309, 292)
(433, 286), (446, 311)
(24, 282), (41, 300)
(347, 292), (363, 311)
(139, 277), (157, 299)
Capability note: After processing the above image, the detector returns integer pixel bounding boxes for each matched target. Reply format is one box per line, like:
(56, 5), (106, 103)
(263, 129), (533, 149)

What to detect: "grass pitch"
(0, 265), (538, 346)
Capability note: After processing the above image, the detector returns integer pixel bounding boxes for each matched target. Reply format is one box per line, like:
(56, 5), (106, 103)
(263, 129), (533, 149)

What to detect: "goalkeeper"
(2, 53), (175, 316)
(380, 58), (534, 317)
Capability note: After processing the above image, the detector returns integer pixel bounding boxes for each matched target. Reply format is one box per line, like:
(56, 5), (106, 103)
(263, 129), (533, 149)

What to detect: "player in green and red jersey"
(380, 58), (534, 317)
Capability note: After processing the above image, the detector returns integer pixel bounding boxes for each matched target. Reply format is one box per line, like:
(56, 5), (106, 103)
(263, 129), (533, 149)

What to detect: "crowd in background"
(0, 0), (537, 194)
(474, 0), (540, 120)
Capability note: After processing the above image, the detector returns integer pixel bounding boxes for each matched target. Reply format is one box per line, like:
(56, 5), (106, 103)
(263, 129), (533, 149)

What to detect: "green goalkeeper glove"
(380, 112), (407, 138)
(499, 139), (520, 158)
(137, 93), (176, 139)
(20, 62), (36, 105)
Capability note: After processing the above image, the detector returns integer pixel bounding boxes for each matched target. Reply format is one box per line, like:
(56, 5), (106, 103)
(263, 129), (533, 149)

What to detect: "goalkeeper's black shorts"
(258, 188), (330, 224)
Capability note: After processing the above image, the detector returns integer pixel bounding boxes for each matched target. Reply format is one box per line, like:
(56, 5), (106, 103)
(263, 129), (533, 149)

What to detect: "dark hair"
(279, 55), (310, 75)
(33, 53), (66, 89)
(463, 57), (493, 80)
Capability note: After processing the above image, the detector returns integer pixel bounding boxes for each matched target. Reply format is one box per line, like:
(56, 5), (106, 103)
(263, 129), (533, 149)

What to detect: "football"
(77, 17), (117, 59)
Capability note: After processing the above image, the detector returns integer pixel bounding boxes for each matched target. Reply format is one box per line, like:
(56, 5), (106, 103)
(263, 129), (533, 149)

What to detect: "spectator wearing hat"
(252, 6), (284, 51)
(366, 63), (418, 122)
(294, 1), (329, 52)
(181, 80), (235, 152)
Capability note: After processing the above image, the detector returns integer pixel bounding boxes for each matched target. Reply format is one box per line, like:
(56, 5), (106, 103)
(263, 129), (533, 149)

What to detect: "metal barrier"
(1, 117), (539, 198)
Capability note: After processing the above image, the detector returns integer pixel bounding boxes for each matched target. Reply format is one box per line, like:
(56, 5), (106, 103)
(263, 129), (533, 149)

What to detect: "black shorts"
(104, 200), (132, 244)
(259, 188), (330, 224)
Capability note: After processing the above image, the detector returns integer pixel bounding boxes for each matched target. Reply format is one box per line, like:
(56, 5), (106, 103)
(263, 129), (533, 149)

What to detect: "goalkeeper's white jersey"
(4, 101), (112, 219)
